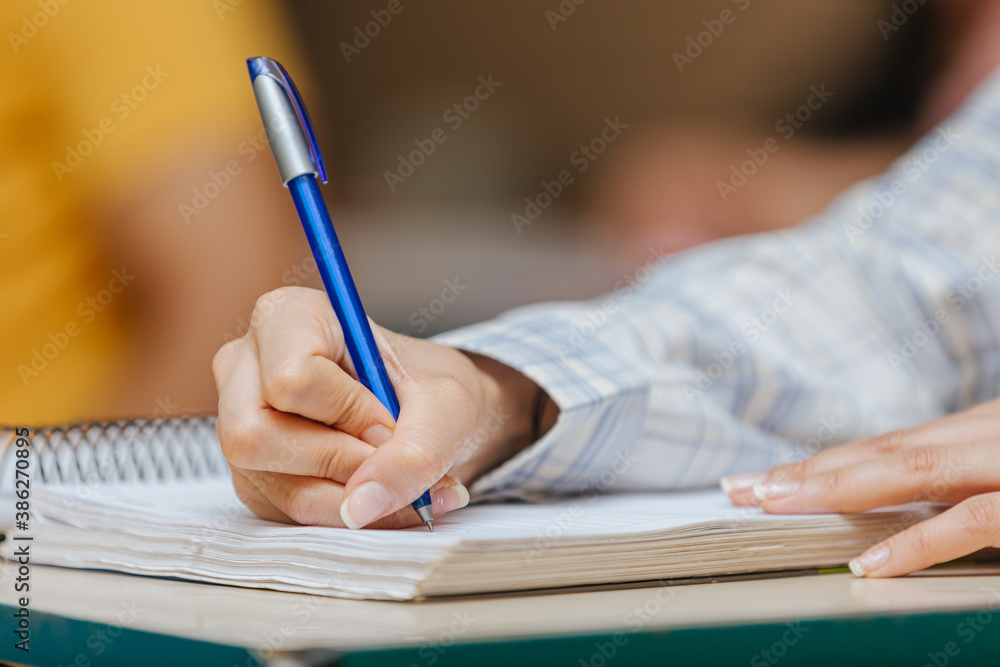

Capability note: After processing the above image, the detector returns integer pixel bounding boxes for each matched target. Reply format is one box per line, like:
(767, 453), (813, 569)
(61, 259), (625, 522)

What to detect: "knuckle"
(777, 461), (807, 482)
(251, 287), (295, 327)
(216, 413), (262, 469)
(283, 484), (324, 525)
(317, 445), (351, 482)
(902, 446), (941, 479)
(962, 496), (1000, 536)
(231, 475), (257, 511)
(330, 383), (367, 428)
(907, 526), (935, 557)
(873, 430), (908, 456)
(822, 469), (844, 497)
(262, 358), (310, 411)
(212, 339), (242, 381)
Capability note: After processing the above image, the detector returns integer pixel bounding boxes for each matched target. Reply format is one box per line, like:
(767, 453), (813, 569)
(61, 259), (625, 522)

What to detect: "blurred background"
(4, 0), (999, 423)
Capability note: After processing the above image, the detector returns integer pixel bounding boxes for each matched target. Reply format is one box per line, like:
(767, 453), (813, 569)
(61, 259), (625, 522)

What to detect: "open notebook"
(0, 418), (937, 601)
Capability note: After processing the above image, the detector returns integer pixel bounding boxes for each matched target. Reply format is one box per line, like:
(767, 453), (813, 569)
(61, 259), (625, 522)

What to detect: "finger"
(226, 412), (378, 480)
(215, 339), (379, 482)
(249, 287), (395, 444)
(723, 413), (997, 506)
(801, 412), (1000, 473)
(848, 492), (1000, 578)
(753, 443), (994, 513)
(230, 466), (292, 523)
(339, 384), (474, 529)
(241, 467), (469, 528)
(722, 431), (924, 506)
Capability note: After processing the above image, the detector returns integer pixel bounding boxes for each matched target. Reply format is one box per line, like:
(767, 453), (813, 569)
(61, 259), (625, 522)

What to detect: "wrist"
(454, 352), (557, 483)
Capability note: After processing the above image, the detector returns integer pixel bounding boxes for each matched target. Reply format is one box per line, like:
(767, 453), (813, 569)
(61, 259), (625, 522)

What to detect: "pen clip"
(247, 57), (328, 183)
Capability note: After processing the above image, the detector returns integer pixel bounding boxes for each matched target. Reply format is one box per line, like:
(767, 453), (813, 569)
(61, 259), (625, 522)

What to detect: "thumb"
(339, 390), (471, 529)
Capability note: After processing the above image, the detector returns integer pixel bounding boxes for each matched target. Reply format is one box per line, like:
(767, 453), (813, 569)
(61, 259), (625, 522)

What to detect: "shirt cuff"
(433, 303), (650, 501)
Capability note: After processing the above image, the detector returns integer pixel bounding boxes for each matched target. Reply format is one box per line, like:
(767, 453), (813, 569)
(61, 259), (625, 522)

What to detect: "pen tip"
(426, 520), (434, 532)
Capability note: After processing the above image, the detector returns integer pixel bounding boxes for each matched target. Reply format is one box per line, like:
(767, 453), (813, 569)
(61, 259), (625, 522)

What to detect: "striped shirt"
(436, 68), (1000, 502)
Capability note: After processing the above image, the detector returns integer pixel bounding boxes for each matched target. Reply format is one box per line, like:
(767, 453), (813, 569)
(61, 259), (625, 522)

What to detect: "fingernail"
(340, 480), (393, 529)
(752, 479), (801, 502)
(361, 425), (393, 446)
(720, 472), (768, 494)
(729, 486), (763, 507)
(849, 546), (889, 577)
(435, 484), (471, 514)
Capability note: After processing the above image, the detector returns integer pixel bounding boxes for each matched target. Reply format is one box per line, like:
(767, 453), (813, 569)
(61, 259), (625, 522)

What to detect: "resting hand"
(722, 399), (1000, 577)
(212, 287), (541, 529)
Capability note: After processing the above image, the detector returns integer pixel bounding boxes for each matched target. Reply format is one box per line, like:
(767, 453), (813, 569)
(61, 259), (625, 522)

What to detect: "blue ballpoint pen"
(247, 56), (434, 531)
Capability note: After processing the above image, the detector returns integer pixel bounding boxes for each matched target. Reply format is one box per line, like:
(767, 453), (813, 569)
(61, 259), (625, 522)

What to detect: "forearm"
(438, 68), (1000, 501)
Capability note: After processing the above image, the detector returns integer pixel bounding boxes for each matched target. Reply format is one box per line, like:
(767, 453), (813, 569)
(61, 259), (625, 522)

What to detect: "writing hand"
(212, 287), (541, 529)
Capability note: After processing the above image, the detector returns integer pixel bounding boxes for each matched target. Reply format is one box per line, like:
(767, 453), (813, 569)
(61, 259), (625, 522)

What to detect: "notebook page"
(32, 476), (803, 545)
(32, 479), (461, 552)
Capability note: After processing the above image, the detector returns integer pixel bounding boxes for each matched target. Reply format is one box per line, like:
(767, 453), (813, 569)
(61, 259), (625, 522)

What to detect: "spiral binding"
(0, 416), (227, 488)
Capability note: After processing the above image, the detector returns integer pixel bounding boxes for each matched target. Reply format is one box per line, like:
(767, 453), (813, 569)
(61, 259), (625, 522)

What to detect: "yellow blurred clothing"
(1, 0), (302, 424)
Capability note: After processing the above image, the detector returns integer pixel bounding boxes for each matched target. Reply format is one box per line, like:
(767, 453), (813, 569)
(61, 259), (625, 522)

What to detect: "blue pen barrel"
(287, 175), (432, 513)
(287, 174), (399, 418)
